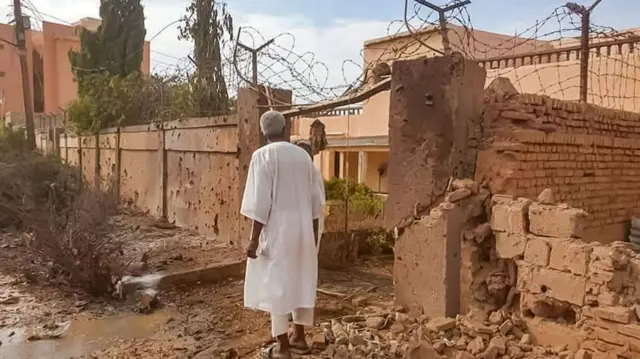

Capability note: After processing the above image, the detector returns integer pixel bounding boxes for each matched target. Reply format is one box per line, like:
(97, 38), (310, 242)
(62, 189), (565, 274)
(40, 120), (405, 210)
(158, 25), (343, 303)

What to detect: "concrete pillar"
(357, 151), (367, 184)
(385, 56), (486, 230)
(236, 86), (292, 246)
(394, 204), (467, 318)
(338, 151), (346, 179)
(387, 56), (486, 318)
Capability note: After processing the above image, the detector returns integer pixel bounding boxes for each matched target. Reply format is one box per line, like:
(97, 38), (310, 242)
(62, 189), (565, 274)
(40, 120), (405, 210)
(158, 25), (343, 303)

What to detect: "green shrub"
(324, 178), (384, 216)
(67, 72), (151, 134)
(0, 124), (28, 158)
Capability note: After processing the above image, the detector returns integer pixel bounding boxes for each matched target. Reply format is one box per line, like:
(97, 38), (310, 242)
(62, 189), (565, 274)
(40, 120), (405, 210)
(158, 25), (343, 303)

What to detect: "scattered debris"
(26, 322), (70, 341)
(0, 296), (20, 305)
(317, 306), (571, 359)
(318, 288), (347, 298)
(138, 288), (159, 314)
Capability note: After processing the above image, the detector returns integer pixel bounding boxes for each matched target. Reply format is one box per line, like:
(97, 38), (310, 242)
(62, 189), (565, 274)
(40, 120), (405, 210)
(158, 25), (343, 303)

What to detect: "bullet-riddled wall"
(56, 87), (291, 245)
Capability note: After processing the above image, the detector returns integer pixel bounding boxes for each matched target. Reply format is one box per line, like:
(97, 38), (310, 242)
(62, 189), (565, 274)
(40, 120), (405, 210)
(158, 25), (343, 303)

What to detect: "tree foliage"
(178, 0), (233, 115)
(67, 0), (146, 132)
(69, 0), (146, 94)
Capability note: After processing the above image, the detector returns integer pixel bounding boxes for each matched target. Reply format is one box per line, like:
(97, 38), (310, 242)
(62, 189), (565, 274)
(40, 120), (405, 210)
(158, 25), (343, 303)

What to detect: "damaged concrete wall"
(394, 179), (491, 318)
(164, 116), (239, 241)
(487, 190), (640, 358)
(385, 55), (486, 231)
(119, 125), (162, 217)
(58, 86), (292, 246)
(477, 79), (640, 244)
(58, 116), (240, 243)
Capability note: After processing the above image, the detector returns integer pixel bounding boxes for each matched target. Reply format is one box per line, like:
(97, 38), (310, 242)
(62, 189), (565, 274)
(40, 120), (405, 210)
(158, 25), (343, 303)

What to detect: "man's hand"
(246, 239), (259, 259)
(246, 220), (264, 259)
(313, 218), (319, 248)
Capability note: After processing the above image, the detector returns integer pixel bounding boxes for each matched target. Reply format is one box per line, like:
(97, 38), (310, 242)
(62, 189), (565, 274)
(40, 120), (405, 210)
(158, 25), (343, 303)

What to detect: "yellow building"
(291, 25), (640, 194)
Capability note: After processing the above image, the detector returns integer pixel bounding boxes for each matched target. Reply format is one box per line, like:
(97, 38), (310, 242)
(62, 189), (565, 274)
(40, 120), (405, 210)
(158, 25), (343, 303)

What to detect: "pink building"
(0, 17), (150, 120)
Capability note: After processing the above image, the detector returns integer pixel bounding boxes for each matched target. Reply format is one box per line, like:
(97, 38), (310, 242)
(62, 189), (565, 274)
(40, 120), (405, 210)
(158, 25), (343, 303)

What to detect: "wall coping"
(497, 93), (640, 124)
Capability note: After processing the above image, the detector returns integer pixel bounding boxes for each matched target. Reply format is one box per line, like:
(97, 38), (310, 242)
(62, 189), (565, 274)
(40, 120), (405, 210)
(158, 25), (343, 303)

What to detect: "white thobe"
(241, 142), (325, 315)
(312, 165), (325, 254)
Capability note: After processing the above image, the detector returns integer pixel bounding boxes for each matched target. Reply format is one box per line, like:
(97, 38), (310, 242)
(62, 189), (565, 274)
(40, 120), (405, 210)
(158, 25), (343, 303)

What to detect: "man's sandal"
(286, 333), (311, 355)
(289, 345), (311, 355)
(260, 346), (276, 359)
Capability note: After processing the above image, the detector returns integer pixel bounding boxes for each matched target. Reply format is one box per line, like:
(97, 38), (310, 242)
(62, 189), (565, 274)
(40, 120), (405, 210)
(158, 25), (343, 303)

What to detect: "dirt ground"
(0, 211), (244, 349)
(0, 214), (394, 359)
(84, 257), (394, 359)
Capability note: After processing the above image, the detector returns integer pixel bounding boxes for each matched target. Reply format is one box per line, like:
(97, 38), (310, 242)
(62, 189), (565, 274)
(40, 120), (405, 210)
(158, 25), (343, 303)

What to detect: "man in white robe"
(241, 111), (325, 359)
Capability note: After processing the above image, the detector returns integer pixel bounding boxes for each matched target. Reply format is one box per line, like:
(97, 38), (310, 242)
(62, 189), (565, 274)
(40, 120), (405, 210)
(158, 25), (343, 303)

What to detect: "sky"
(2, 0), (638, 101)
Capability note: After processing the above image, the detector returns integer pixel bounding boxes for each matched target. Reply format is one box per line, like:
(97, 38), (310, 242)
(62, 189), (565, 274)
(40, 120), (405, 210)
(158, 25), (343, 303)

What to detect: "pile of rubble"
(314, 306), (587, 359)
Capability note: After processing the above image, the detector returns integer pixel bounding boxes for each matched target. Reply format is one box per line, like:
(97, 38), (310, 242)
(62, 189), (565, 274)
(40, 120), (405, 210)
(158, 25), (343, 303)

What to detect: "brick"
(593, 326), (624, 346)
(619, 324), (640, 340)
(490, 197), (532, 234)
(592, 306), (634, 324)
(527, 267), (586, 305)
(502, 111), (537, 121)
(549, 239), (592, 276)
(495, 232), (527, 259)
(516, 260), (533, 292)
(528, 203), (587, 238)
(524, 235), (550, 266)
(425, 317), (456, 332)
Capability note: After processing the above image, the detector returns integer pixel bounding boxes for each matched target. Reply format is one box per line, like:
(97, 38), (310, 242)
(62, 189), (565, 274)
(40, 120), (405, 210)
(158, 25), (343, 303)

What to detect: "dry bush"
(0, 151), (123, 296)
(27, 187), (122, 296)
(0, 152), (80, 228)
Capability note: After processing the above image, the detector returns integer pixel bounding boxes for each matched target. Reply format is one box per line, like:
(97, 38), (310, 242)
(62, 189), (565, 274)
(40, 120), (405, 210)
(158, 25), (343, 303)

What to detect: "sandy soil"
(113, 212), (245, 273)
(0, 211), (244, 338)
(0, 215), (394, 359)
(84, 257), (394, 358)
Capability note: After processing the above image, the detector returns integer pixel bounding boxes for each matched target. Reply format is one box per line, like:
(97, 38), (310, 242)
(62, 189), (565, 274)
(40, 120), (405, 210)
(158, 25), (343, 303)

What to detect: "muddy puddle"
(0, 310), (174, 359)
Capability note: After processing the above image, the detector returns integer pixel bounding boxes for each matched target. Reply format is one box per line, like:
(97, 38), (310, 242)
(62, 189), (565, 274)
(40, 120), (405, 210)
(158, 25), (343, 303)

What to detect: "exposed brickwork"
(477, 82), (640, 243)
(489, 192), (640, 358)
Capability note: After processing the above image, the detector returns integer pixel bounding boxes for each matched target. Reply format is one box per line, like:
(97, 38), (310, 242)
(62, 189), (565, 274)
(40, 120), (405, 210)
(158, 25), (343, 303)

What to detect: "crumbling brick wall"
(489, 191), (640, 358)
(476, 78), (640, 244)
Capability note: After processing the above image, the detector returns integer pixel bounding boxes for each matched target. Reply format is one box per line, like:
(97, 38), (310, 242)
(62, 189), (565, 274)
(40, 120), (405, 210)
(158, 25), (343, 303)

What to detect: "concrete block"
(394, 205), (465, 318)
(592, 306), (634, 324)
(529, 203), (587, 238)
(515, 260), (534, 292)
(527, 267), (587, 306)
(495, 232), (527, 259)
(524, 317), (584, 352)
(524, 236), (551, 266)
(619, 324), (640, 340)
(490, 197), (531, 234)
(549, 239), (592, 276)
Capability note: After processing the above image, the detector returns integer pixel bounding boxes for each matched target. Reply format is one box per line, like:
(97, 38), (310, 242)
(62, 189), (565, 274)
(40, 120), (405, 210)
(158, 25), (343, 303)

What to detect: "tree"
(67, 0), (146, 131)
(69, 0), (146, 96)
(178, 0), (233, 116)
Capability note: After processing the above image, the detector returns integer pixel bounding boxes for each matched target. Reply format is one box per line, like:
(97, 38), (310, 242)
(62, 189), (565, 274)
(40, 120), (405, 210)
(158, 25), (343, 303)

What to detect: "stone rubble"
(316, 306), (572, 359)
(393, 179), (640, 359)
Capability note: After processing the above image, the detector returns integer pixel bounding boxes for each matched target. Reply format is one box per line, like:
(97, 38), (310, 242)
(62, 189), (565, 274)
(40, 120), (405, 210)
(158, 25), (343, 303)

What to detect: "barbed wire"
(14, 0), (640, 122)
(232, 0), (640, 113)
